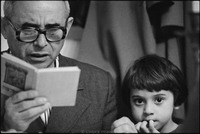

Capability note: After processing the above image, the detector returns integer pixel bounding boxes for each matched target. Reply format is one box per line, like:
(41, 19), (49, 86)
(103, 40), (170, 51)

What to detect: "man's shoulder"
(59, 54), (109, 76)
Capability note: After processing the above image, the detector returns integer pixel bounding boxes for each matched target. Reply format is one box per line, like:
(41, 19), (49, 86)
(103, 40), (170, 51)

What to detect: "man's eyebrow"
(21, 23), (61, 28)
(21, 22), (40, 28)
(45, 23), (61, 28)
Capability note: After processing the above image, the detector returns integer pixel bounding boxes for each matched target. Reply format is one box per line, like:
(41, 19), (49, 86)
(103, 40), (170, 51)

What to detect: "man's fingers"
(19, 102), (51, 120)
(10, 90), (39, 104)
(15, 97), (48, 112)
(25, 108), (50, 125)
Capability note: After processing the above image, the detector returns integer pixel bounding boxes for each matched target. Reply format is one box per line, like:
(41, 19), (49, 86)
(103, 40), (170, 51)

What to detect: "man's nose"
(34, 34), (48, 47)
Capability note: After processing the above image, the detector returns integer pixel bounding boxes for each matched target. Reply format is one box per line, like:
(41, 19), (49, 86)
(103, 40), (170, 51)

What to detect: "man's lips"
(28, 52), (49, 62)
(30, 53), (48, 57)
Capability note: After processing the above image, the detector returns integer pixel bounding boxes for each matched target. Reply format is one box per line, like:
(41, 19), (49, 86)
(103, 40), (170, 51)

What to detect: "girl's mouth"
(143, 120), (157, 128)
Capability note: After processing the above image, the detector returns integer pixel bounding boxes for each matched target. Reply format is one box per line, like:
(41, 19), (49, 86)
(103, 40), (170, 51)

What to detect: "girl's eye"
(133, 98), (144, 106)
(155, 97), (164, 104)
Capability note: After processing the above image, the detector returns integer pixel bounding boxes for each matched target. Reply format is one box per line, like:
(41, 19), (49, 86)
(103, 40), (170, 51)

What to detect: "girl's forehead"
(131, 89), (173, 97)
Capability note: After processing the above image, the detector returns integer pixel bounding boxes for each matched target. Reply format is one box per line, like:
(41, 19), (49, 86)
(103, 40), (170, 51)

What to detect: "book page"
(1, 53), (36, 96)
(1, 53), (80, 106)
(35, 67), (80, 106)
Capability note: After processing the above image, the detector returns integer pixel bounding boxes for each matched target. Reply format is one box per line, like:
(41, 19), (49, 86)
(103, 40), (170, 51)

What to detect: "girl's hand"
(111, 116), (138, 133)
(135, 120), (160, 133)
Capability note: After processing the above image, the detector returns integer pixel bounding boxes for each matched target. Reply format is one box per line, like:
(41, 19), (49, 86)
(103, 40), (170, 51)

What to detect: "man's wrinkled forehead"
(10, 1), (69, 25)
(12, 1), (69, 18)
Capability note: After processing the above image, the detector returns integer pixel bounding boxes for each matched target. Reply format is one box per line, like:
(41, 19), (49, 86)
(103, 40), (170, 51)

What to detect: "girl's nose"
(144, 102), (154, 115)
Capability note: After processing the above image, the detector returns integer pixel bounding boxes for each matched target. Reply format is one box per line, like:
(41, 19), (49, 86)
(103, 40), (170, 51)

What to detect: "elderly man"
(1, 1), (117, 133)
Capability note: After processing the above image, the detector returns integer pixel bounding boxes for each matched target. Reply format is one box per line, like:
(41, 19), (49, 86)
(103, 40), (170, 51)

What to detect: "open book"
(1, 53), (81, 106)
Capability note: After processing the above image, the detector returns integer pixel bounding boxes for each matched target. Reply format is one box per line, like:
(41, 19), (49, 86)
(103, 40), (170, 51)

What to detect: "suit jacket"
(25, 54), (117, 133)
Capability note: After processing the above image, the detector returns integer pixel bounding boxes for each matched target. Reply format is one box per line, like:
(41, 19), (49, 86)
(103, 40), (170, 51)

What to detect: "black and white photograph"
(1, 1), (199, 133)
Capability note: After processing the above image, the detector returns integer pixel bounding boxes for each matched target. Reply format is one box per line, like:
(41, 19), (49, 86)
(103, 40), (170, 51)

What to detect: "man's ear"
(66, 17), (74, 36)
(1, 17), (8, 39)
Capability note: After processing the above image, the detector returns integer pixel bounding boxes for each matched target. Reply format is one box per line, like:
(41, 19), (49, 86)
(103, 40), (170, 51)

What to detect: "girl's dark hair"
(122, 54), (188, 107)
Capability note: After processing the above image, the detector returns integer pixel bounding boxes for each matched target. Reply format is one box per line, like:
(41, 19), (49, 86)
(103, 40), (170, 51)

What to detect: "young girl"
(112, 54), (188, 133)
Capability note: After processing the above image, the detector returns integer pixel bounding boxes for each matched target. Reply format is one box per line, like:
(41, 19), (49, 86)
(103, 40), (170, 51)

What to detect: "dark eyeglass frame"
(4, 17), (67, 43)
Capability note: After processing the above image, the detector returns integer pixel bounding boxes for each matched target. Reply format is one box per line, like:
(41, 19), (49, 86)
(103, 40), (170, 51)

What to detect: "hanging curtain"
(77, 1), (185, 120)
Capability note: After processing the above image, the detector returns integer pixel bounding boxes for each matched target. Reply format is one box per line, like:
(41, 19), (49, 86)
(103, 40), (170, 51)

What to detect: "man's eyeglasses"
(5, 17), (67, 43)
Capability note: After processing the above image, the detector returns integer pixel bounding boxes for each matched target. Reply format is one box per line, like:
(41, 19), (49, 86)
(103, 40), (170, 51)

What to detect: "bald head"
(3, 1), (70, 19)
